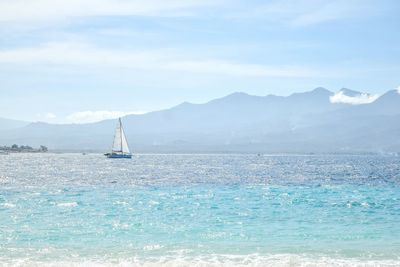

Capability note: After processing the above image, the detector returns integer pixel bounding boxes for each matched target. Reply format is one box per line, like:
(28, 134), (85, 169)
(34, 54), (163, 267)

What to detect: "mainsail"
(112, 118), (131, 154)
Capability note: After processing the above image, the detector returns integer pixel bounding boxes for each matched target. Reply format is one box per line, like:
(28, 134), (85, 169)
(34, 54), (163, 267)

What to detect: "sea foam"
(2, 255), (399, 267)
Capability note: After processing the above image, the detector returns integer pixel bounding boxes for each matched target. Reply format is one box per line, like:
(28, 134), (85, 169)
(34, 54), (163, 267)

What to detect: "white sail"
(120, 123), (130, 154)
(112, 118), (131, 154)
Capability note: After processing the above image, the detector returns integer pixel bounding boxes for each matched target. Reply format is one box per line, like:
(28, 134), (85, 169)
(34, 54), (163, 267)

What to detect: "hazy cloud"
(0, 42), (320, 78)
(0, 0), (376, 28)
(0, 0), (220, 22)
(290, 0), (367, 27)
(330, 91), (379, 105)
(164, 60), (317, 77)
(36, 112), (57, 121)
(45, 113), (57, 119)
(66, 110), (146, 124)
(226, 0), (375, 27)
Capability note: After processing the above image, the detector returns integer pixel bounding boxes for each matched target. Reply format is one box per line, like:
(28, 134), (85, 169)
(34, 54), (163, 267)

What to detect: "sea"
(0, 153), (399, 266)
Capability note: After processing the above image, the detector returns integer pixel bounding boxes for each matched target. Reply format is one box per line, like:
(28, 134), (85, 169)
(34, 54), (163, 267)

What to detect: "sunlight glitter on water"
(1, 153), (400, 266)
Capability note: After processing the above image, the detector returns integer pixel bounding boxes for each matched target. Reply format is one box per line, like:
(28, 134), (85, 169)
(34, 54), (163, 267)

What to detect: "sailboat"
(104, 118), (132, 158)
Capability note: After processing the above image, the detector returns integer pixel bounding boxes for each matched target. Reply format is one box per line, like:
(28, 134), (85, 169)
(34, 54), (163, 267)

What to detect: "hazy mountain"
(0, 88), (399, 153)
(339, 88), (363, 97)
(119, 87), (340, 136)
(365, 90), (400, 115)
(0, 117), (29, 131)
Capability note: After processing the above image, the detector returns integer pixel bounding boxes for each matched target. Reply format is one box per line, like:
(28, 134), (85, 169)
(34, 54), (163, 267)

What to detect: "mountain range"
(0, 117), (29, 131)
(1, 88), (399, 153)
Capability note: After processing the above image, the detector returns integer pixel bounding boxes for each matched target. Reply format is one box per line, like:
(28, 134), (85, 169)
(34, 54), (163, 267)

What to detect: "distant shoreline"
(0, 144), (48, 153)
(10, 150), (399, 156)
(0, 150), (48, 154)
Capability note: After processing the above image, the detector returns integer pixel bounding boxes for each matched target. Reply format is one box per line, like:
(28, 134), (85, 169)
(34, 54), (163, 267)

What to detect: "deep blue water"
(0, 153), (400, 266)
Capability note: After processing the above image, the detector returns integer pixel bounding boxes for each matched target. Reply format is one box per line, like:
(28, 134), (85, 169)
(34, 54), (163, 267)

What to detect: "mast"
(119, 118), (122, 152)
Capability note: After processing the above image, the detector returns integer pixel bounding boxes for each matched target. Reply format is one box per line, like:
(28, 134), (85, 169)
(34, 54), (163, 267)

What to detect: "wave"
(56, 202), (78, 207)
(0, 202), (16, 208)
(2, 254), (399, 267)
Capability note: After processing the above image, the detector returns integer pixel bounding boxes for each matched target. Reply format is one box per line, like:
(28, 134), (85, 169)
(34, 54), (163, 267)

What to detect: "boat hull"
(105, 153), (132, 159)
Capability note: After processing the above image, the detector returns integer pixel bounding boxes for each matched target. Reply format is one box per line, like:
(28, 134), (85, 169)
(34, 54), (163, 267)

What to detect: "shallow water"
(1, 153), (400, 266)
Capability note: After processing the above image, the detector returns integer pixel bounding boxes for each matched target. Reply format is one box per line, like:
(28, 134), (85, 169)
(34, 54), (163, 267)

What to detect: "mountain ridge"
(1, 88), (399, 153)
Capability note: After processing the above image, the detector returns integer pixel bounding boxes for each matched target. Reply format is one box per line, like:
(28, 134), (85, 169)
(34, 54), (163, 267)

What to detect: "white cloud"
(330, 91), (379, 105)
(0, 0), (380, 30)
(290, 0), (359, 27)
(36, 112), (57, 121)
(227, 0), (376, 27)
(396, 86), (400, 94)
(0, 0), (219, 22)
(45, 112), (57, 119)
(164, 60), (316, 77)
(0, 42), (319, 78)
(66, 110), (146, 124)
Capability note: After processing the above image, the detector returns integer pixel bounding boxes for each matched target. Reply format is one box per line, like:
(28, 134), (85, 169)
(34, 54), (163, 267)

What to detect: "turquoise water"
(1, 153), (400, 266)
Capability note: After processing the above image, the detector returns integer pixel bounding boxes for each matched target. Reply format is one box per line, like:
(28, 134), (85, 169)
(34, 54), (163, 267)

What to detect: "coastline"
(2, 254), (400, 267)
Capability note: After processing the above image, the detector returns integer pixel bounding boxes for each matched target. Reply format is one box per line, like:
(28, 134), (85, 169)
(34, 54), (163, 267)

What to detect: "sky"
(0, 0), (399, 123)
